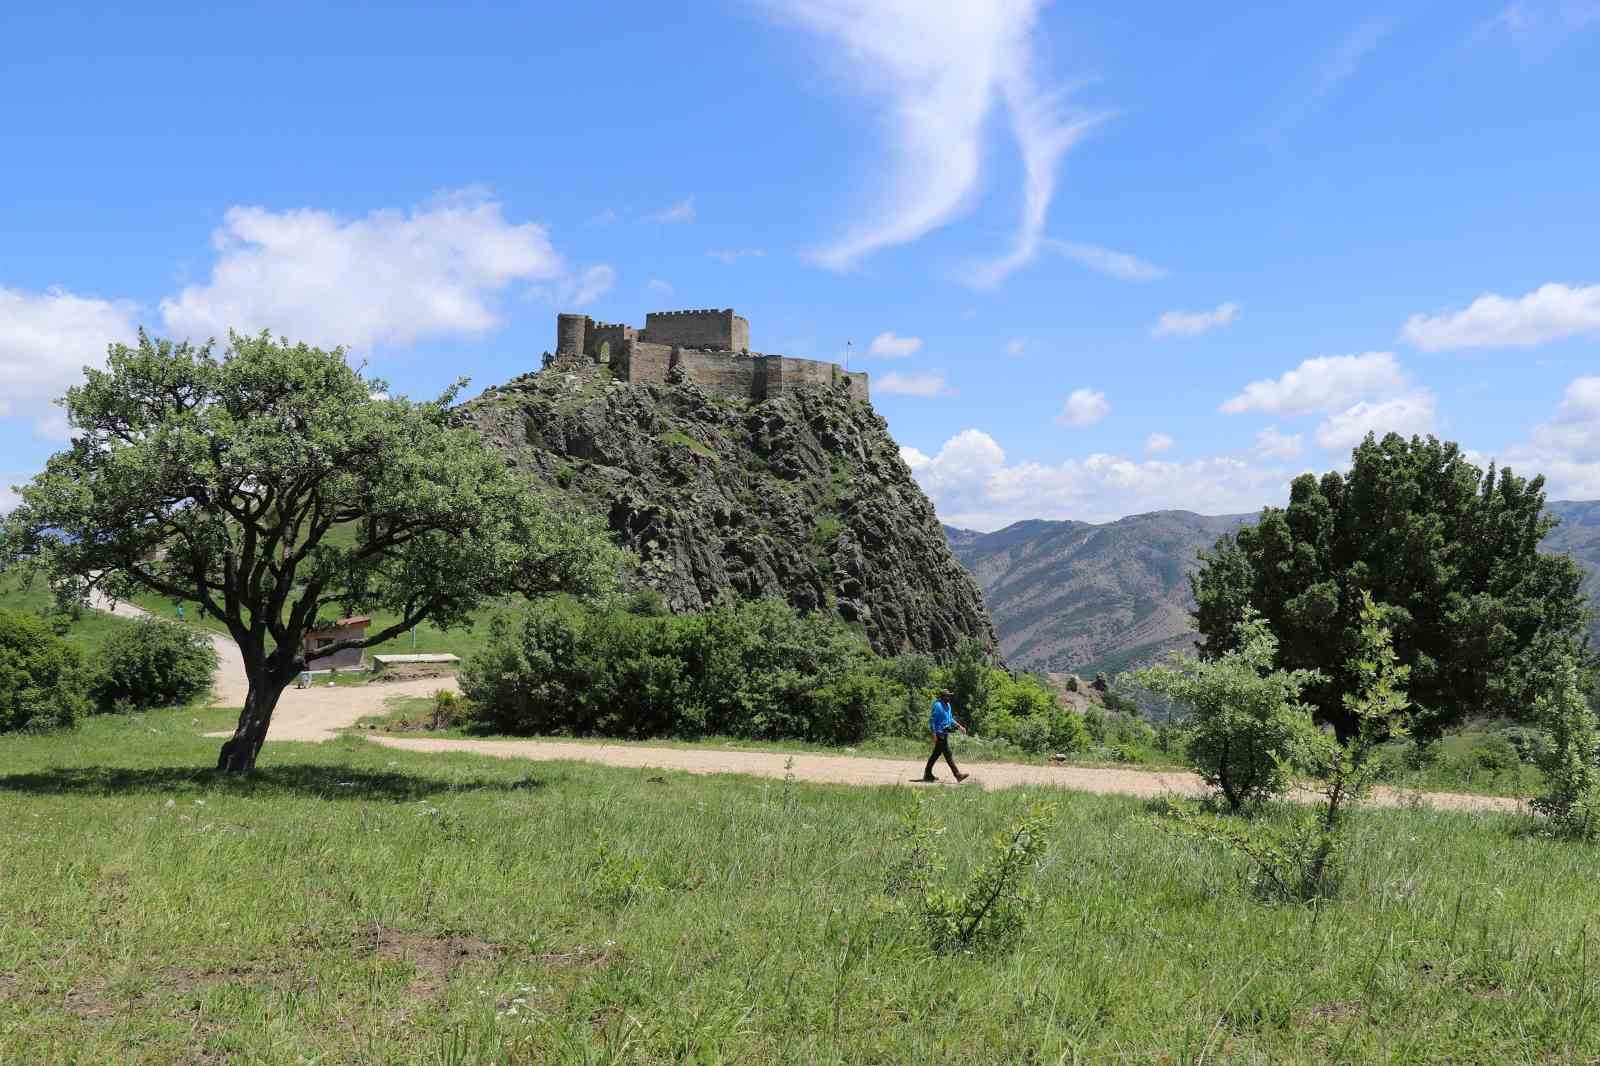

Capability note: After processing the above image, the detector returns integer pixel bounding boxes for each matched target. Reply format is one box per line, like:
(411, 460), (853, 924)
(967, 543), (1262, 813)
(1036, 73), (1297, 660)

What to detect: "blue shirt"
(929, 699), (956, 735)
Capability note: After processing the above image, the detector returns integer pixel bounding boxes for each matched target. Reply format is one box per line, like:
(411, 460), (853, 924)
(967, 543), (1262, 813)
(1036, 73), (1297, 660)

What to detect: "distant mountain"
(948, 500), (1600, 675)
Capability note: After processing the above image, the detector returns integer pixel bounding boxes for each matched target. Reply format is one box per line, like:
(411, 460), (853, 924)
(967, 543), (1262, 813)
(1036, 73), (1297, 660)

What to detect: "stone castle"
(555, 308), (869, 404)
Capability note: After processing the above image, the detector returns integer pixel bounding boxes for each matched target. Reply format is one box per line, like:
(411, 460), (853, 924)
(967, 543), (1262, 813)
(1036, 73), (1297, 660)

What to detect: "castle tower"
(556, 313), (589, 357)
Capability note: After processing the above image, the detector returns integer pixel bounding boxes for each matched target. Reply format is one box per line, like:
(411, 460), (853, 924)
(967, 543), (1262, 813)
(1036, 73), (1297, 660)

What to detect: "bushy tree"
(91, 617), (219, 711)
(0, 608), (89, 732)
(1192, 433), (1588, 738)
(1132, 610), (1323, 810)
(1531, 654), (1600, 839)
(1, 331), (620, 771)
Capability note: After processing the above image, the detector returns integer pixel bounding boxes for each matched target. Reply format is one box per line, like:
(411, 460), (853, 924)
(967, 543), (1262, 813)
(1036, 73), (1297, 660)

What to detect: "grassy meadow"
(3, 708), (1599, 1064)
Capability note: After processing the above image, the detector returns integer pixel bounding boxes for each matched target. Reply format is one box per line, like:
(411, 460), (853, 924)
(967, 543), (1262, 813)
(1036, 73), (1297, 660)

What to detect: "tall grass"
(2, 710), (1597, 1063)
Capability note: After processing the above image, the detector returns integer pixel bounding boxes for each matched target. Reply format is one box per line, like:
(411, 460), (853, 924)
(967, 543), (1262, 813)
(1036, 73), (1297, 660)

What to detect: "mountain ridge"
(947, 500), (1600, 675)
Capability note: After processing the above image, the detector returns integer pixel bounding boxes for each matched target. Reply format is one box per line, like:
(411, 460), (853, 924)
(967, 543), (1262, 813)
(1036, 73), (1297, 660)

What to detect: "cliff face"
(462, 359), (996, 657)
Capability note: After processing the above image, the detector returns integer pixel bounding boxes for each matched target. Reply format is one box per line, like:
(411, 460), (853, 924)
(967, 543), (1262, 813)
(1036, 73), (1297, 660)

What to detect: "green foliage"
(461, 597), (895, 744)
(0, 608), (88, 733)
(881, 796), (946, 898)
(427, 689), (465, 731)
(922, 802), (1057, 955)
(89, 617), (217, 712)
(1157, 595), (1414, 904)
(984, 674), (1090, 755)
(1191, 433), (1588, 738)
(1132, 610), (1324, 810)
(0, 330), (621, 771)
(943, 638), (998, 736)
(1531, 655), (1600, 839)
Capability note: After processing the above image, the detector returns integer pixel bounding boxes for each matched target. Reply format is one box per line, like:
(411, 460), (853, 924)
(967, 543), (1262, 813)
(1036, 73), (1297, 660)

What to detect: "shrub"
(922, 801), (1057, 955)
(428, 690), (464, 730)
(0, 607), (89, 732)
(1131, 609), (1323, 811)
(91, 617), (217, 711)
(1532, 655), (1600, 840)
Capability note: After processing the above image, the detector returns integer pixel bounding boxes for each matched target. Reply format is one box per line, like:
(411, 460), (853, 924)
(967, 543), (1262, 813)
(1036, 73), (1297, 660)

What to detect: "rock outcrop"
(461, 358), (996, 657)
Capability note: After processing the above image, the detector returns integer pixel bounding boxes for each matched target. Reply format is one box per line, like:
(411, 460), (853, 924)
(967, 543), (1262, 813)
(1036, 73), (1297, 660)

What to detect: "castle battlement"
(553, 309), (868, 404)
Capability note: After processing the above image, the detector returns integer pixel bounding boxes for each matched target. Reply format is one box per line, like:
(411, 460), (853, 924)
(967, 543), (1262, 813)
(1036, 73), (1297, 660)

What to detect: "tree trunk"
(216, 682), (284, 773)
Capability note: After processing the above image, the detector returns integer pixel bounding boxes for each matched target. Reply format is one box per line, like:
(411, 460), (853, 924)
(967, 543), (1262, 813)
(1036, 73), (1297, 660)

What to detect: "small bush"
(428, 690), (464, 730)
(0, 607), (89, 733)
(1532, 656), (1600, 840)
(91, 617), (217, 711)
(1131, 609), (1323, 811)
(922, 801), (1057, 955)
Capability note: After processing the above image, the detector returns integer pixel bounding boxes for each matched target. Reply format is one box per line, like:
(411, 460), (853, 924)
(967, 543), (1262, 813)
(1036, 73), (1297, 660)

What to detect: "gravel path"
(365, 734), (1526, 813)
(92, 597), (1527, 813)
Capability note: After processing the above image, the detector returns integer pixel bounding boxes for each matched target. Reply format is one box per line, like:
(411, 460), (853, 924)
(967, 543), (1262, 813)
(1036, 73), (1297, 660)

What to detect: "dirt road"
(93, 596), (459, 740)
(94, 598), (1526, 813)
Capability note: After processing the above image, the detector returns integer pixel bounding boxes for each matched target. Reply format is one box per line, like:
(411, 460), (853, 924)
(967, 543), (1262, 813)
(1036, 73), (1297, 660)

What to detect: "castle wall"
(641, 309), (748, 352)
(840, 370), (870, 404)
(761, 355), (838, 399)
(585, 322), (636, 360)
(619, 340), (673, 385)
(672, 349), (758, 398)
(556, 314), (588, 356)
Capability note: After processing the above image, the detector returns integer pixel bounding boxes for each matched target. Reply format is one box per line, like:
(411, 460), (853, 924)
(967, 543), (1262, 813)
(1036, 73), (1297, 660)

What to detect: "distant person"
(922, 688), (969, 783)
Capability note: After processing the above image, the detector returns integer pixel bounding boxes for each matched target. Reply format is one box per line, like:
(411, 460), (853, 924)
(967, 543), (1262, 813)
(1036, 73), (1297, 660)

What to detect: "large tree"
(1, 331), (620, 772)
(1192, 432), (1589, 739)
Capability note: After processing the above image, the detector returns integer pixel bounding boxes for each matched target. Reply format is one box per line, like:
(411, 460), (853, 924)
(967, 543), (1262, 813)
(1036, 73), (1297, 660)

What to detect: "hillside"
(460, 357), (996, 657)
(950, 500), (1600, 675)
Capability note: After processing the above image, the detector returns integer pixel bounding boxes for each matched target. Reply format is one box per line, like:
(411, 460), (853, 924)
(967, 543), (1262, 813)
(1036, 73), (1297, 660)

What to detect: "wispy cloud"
(646, 278), (674, 296)
(706, 248), (765, 264)
(1400, 282), (1600, 351)
(878, 370), (953, 397)
(1265, 15), (1395, 136)
(648, 198), (696, 224)
(1254, 426), (1305, 461)
(1047, 240), (1170, 282)
(768, 0), (1095, 279)
(1004, 338), (1028, 357)
(1153, 302), (1239, 338)
(1145, 432), (1175, 455)
(0, 286), (138, 435)
(868, 332), (923, 358)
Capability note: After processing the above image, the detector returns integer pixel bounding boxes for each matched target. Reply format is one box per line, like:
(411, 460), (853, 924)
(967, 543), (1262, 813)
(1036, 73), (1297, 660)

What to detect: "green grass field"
(3, 709), (1598, 1063)
(0, 574), (140, 660)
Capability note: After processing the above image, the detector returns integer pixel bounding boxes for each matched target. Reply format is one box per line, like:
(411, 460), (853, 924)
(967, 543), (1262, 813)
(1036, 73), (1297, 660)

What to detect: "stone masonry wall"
(619, 340), (673, 385)
(672, 349), (759, 397)
(641, 309), (749, 352)
(762, 355), (838, 400)
(586, 322), (636, 360)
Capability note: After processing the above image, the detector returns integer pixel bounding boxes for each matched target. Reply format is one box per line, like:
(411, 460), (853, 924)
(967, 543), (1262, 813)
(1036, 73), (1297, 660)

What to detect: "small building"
(303, 615), (370, 670)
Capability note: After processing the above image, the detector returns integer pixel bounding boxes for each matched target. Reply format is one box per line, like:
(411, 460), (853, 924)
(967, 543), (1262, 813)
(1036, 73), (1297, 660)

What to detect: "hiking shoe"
(955, 772), (970, 782)
(919, 775), (938, 783)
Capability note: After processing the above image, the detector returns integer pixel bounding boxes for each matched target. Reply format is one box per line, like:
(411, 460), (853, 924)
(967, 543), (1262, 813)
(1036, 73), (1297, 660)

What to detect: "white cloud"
(1400, 282), (1600, 351)
(878, 370), (952, 398)
(1058, 387), (1110, 428)
(160, 192), (575, 350)
(1314, 391), (1438, 451)
(1047, 240), (1170, 282)
(0, 286), (139, 434)
(706, 248), (766, 264)
(1501, 376), (1600, 497)
(1254, 426), (1305, 461)
(1004, 338), (1027, 356)
(905, 428), (1291, 528)
(1153, 302), (1239, 338)
(0, 481), (20, 513)
(868, 331), (923, 358)
(566, 265), (616, 307)
(1145, 432), (1175, 454)
(646, 278), (674, 296)
(648, 198), (696, 224)
(1221, 352), (1409, 416)
(770, 0), (1092, 278)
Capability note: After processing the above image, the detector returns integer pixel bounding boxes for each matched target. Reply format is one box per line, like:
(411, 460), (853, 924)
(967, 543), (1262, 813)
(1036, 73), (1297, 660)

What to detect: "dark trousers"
(924, 732), (960, 778)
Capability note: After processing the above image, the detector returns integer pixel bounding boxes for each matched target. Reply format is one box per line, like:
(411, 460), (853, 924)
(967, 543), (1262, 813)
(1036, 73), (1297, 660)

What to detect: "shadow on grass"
(0, 763), (551, 801)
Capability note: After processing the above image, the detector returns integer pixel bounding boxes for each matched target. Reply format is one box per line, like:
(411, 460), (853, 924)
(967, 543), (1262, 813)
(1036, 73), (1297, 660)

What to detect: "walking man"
(922, 688), (970, 783)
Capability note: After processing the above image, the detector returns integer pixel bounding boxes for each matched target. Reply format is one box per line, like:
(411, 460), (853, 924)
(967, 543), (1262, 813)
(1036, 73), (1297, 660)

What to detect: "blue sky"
(3, 0), (1597, 528)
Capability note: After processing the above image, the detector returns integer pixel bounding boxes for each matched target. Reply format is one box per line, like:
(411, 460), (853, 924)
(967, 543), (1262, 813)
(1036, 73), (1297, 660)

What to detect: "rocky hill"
(949, 501), (1600, 675)
(461, 357), (996, 657)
